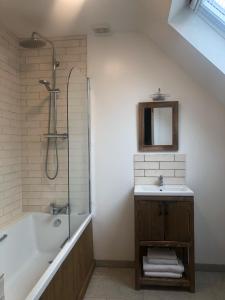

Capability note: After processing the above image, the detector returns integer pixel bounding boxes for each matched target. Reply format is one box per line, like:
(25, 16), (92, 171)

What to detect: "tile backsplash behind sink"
(134, 154), (185, 185)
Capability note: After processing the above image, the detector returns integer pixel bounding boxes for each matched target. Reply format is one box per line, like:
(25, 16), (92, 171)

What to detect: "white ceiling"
(0, 0), (225, 104)
(0, 0), (140, 37)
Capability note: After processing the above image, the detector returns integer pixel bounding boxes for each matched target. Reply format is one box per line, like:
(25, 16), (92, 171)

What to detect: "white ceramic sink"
(134, 185), (194, 196)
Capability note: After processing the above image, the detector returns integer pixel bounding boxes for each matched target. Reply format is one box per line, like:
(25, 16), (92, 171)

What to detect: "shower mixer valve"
(50, 203), (68, 215)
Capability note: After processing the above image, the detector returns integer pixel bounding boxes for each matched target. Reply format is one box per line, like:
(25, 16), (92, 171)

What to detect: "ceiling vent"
(93, 24), (111, 36)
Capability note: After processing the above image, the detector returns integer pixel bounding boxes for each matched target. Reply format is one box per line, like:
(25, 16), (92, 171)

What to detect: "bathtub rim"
(25, 213), (92, 300)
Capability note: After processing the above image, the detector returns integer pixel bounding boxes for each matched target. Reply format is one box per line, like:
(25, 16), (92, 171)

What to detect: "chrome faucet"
(159, 175), (164, 187)
(50, 203), (68, 215)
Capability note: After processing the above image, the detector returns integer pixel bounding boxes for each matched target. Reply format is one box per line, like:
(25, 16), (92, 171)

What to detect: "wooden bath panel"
(40, 221), (95, 300)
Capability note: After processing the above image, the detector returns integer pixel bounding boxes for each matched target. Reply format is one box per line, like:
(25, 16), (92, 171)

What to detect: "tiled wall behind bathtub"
(0, 27), (22, 225)
(134, 154), (186, 185)
(20, 36), (87, 212)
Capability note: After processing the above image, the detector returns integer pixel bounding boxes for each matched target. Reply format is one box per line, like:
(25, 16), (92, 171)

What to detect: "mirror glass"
(144, 107), (173, 145)
(138, 101), (178, 151)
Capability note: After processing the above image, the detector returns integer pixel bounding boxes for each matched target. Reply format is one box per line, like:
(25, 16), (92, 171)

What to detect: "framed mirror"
(138, 101), (178, 151)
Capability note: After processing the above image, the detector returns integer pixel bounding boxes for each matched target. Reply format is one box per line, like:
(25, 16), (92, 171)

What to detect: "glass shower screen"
(67, 68), (91, 236)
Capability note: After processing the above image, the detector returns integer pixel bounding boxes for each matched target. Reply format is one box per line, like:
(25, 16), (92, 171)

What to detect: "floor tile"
(85, 268), (225, 300)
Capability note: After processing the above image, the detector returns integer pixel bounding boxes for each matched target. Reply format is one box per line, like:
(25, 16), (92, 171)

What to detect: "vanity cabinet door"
(165, 201), (192, 242)
(136, 200), (164, 241)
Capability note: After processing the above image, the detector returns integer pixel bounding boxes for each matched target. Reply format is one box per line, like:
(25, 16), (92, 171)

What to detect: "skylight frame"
(197, 0), (225, 37)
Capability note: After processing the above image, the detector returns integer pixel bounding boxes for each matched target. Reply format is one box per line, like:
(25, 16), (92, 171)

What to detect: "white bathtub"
(0, 212), (92, 300)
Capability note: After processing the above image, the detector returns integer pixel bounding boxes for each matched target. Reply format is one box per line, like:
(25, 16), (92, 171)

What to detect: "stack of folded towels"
(143, 248), (184, 279)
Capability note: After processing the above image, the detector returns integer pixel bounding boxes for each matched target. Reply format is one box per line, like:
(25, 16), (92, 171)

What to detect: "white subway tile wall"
(0, 30), (88, 225)
(20, 35), (87, 213)
(134, 154), (186, 185)
(0, 27), (22, 225)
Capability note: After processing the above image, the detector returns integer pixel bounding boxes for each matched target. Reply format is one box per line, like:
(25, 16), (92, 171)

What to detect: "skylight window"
(197, 0), (225, 34)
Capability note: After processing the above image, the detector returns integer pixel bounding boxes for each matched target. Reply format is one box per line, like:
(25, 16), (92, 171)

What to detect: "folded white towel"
(144, 271), (182, 279)
(143, 256), (184, 274)
(147, 248), (178, 265)
(0, 274), (4, 300)
(147, 258), (179, 265)
(147, 248), (177, 260)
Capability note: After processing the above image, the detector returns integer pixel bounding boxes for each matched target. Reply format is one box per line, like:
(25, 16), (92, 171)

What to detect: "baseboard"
(196, 264), (225, 272)
(95, 260), (225, 272)
(95, 260), (135, 268)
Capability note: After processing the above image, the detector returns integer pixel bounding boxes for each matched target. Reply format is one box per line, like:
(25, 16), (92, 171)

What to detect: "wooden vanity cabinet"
(135, 196), (195, 292)
(165, 201), (192, 242)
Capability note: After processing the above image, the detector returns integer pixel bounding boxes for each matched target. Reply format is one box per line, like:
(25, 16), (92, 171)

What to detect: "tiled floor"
(84, 267), (225, 300)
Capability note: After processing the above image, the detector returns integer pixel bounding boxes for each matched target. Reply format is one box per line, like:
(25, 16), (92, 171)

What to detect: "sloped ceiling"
(139, 0), (225, 104)
(0, 0), (224, 103)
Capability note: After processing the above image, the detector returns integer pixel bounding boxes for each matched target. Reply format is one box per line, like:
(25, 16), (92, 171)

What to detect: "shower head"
(19, 32), (46, 49)
(39, 80), (51, 91)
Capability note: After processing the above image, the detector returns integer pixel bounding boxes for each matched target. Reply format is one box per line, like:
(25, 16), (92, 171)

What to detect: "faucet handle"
(159, 175), (164, 186)
(159, 175), (163, 181)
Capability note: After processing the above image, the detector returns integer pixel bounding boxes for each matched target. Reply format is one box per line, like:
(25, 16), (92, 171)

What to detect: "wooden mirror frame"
(138, 101), (178, 152)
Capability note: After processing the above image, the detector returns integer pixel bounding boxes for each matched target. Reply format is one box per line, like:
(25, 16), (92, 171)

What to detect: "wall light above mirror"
(138, 101), (178, 152)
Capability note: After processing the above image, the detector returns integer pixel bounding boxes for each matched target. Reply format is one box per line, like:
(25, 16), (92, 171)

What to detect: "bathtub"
(0, 212), (92, 300)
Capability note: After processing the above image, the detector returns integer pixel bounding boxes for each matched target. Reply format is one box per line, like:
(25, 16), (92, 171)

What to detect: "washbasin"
(134, 185), (194, 196)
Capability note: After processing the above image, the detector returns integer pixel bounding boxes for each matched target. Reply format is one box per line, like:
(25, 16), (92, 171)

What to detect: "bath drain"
(48, 260), (53, 264)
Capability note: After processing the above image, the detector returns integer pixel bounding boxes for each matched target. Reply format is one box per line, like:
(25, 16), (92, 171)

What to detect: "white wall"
(88, 32), (225, 264)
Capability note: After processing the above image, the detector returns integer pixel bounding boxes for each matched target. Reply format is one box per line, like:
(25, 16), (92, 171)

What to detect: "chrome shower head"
(19, 32), (46, 49)
(39, 80), (51, 91)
